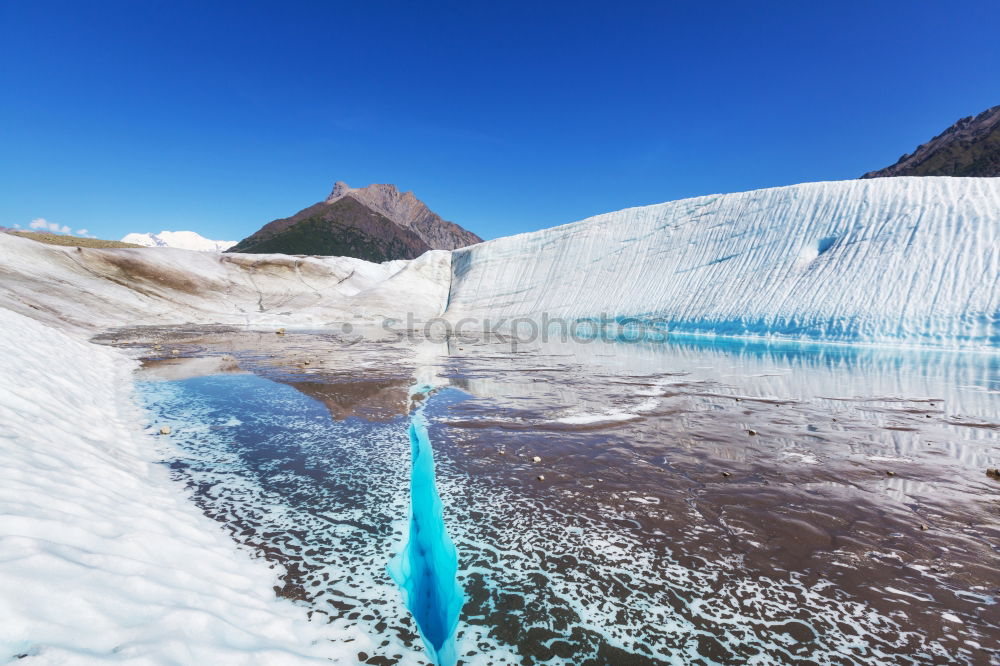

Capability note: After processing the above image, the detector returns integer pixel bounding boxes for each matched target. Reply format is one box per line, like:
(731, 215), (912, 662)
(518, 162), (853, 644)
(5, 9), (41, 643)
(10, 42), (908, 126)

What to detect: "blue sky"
(2, 1), (998, 242)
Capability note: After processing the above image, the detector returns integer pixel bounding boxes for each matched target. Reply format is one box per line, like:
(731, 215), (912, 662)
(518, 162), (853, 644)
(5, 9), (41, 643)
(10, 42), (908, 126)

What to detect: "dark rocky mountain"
(862, 104), (1000, 178)
(228, 181), (481, 261)
(228, 196), (430, 261)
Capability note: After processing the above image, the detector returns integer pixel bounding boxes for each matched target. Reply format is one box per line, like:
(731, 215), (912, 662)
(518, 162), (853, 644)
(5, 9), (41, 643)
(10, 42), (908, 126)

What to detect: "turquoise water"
(136, 373), (466, 664)
(388, 390), (463, 665)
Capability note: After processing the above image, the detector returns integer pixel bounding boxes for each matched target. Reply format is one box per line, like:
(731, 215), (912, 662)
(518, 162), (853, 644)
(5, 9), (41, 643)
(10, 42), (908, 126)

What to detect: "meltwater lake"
(117, 327), (1000, 665)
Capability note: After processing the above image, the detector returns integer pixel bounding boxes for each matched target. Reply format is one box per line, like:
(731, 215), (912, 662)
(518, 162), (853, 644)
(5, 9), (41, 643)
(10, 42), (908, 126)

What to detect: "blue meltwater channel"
(388, 387), (464, 666)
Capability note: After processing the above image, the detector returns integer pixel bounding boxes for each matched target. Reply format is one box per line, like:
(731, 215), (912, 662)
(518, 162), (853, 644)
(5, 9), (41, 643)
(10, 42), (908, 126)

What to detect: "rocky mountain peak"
(327, 180), (353, 201)
(229, 180), (481, 259)
(323, 180), (481, 250)
(862, 104), (1000, 178)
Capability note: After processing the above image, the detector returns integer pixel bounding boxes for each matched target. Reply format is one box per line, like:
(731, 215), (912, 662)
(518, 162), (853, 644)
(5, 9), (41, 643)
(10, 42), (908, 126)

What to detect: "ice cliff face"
(121, 230), (237, 252)
(446, 178), (1000, 350)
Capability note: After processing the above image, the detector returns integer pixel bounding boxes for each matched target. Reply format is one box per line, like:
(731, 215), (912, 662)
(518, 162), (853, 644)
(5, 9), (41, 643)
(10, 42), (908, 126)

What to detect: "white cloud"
(12, 224), (20, 229)
(75, 229), (92, 237)
(28, 218), (71, 234)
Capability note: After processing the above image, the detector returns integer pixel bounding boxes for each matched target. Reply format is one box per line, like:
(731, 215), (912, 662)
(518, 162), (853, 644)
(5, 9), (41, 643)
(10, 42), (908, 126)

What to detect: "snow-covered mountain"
(121, 230), (237, 252)
(447, 177), (1000, 350)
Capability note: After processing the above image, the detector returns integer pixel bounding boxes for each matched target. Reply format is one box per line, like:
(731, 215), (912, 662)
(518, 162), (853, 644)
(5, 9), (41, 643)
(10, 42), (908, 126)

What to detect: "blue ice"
(388, 388), (463, 666)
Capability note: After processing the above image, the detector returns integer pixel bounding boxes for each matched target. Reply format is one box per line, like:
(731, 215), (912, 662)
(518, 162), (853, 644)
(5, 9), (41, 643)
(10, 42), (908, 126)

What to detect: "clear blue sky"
(2, 1), (998, 242)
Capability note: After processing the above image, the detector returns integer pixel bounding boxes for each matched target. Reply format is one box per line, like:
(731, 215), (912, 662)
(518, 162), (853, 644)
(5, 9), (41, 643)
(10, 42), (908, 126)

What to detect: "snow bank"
(447, 177), (1000, 350)
(0, 307), (357, 664)
(0, 232), (451, 333)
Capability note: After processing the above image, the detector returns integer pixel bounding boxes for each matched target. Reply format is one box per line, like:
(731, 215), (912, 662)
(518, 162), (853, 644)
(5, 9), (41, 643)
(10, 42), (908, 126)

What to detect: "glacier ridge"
(445, 177), (1000, 350)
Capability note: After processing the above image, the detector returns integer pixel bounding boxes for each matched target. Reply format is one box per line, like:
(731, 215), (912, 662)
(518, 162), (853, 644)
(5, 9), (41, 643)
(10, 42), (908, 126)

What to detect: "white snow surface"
(0, 232), (451, 333)
(121, 230), (237, 252)
(0, 307), (360, 663)
(447, 177), (1000, 350)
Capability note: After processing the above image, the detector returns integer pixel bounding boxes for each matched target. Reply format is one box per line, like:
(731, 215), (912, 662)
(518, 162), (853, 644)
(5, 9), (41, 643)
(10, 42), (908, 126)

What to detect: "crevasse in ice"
(388, 387), (463, 665)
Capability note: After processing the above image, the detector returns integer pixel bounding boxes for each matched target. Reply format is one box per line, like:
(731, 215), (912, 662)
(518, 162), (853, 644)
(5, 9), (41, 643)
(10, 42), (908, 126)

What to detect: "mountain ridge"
(862, 105), (1000, 178)
(326, 181), (481, 250)
(228, 196), (431, 261)
(228, 181), (480, 260)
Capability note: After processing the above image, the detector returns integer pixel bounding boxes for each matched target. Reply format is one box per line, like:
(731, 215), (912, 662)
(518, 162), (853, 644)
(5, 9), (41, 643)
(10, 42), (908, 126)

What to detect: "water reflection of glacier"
(450, 335), (1000, 454)
(456, 334), (999, 405)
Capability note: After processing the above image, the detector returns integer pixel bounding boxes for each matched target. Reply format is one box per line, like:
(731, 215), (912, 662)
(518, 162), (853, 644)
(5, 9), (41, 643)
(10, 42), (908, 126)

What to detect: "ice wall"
(446, 178), (1000, 350)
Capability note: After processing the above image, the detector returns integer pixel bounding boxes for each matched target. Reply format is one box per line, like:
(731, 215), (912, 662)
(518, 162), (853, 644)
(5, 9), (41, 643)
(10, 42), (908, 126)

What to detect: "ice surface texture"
(0, 308), (352, 663)
(447, 177), (1000, 350)
(3, 177), (998, 349)
(389, 392), (463, 666)
(0, 231), (451, 334)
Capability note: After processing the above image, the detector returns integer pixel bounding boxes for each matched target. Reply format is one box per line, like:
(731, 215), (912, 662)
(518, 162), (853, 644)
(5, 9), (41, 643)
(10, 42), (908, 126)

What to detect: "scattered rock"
(919, 524), (929, 531)
(747, 429), (758, 436)
(987, 468), (1000, 480)
(886, 470), (896, 477)
(159, 426), (171, 435)
(532, 456), (541, 463)
(303, 359), (310, 365)
(170, 349), (179, 355)
(536, 475), (545, 482)
(722, 471), (732, 477)
(276, 328), (286, 335)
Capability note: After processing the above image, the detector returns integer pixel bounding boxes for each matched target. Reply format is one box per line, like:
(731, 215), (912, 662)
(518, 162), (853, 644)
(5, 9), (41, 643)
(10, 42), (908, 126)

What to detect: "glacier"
(0, 232), (451, 334)
(447, 177), (1000, 350)
(2, 175), (1000, 662)
(3, 177), (999, 350)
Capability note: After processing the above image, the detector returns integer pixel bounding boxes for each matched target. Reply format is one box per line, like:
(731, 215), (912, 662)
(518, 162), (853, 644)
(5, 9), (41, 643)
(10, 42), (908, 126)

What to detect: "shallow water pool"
(128, 329), (1000, 665)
